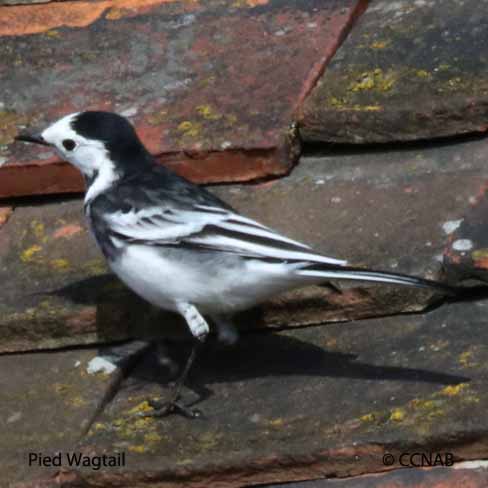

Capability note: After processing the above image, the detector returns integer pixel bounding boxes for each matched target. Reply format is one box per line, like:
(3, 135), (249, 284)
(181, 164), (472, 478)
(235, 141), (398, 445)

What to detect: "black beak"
(15, 133), (50, 146)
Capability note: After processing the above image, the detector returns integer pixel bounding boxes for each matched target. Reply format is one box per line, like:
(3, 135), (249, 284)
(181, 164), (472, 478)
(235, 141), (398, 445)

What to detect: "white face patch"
(41, 112), (111, 178)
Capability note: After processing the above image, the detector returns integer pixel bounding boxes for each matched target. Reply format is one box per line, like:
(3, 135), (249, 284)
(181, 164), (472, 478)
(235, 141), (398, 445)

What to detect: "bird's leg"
(140, 303), (208, 419)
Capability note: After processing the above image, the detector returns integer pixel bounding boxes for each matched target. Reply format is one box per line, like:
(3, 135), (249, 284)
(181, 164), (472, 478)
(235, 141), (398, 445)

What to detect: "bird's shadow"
(121, 332), (469, 408)
(44, 274), (470, 408)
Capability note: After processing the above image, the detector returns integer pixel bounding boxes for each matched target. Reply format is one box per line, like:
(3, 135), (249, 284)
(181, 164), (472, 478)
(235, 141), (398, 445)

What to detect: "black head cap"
(72, 111), (151, 169)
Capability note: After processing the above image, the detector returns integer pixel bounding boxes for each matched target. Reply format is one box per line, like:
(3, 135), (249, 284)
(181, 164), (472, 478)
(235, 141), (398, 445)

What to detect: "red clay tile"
(0, 0), (363, 198)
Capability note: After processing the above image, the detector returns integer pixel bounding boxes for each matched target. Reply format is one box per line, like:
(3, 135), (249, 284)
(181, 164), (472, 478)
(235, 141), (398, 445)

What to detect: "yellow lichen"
(199, 75), (216, 88)
(68, 395), (87, 408)
(128, 445), (147, 453)
(38, 299), (52, 309)
(127, 400), (154, 415)
(440, 383), (467, 397)
(178, 121), (193, 131)
(144, 432), (162, 443)
(359, 413), (375, 422)
(198, 432), (222, 449)
(231, 0), (268, 7)
(147, 110), (168, 126)
(133, 417), (152, 430)
(361, 105), (382, 111)
(45, 29), (60, 39)
(84, 258), (108, 275)
(416, 69), (430, 78)
(269, 418), (284, 427)
(246, 0), (268, 6)
(196, 104), (222, 120)
(21, 244), (42, 262)
(389, 408), (406, 422)
(225, 114), (238, 125)
(348, 68), (396, 93)
(177, 121), (201, 138)
(410, 399), (437, 410)
(0, 111), (28, 145)
(472, 248), (488, 260)
(329, 97), (382, 112)
(176, 458), (193, 466)
(459, 350), (475, 368)
(370, 40), (389, 49)
(50, 258), (70, 271)
(438, 63), (451, 71)
(30, 221), (45, 240)
(52, 383), (71, 394)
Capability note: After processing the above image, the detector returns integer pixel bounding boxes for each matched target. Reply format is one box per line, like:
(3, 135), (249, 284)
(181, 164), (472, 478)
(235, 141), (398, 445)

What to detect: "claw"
(138, 398), (202, 419)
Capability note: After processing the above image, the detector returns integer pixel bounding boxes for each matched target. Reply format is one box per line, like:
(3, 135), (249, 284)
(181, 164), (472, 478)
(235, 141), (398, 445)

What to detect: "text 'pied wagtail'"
(16, 111), (455, 418)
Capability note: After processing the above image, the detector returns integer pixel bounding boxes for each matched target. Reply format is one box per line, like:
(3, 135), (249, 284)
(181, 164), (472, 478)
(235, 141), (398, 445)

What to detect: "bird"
(16, 111), (455, 418)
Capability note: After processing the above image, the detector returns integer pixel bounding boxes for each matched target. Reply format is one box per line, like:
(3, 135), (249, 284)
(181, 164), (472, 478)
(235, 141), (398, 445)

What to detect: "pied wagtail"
(16, 111), (455, 418)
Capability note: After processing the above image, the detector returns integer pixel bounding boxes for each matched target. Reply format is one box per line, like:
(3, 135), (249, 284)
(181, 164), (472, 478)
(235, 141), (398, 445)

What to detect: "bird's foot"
(137, 397), (202, 419)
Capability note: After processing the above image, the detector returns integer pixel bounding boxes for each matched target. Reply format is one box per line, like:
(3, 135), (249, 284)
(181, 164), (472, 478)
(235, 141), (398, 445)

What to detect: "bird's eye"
(62, 139), (76, 151)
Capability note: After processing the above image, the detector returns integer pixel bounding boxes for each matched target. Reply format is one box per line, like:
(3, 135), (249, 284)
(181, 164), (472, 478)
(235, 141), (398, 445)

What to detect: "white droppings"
(469, 196), (477, 205)
(120, 106), (138, 118)
(442, 219), (463, 234)
(0, 156), (6, 167)
(454, 460), (488, 470)
(331, 196), (341, 203)
(220, 141), (232, 149)
(315, 179), (325, 185)
(86, 356), (117, 375)
(274, 30), (286, 36)
(74, 360), (81, 368)
(434, 254), (444, 263)
(425, 241), (432, 247)
(418, 346), (425, 352)
(307, 22), (317, 28)
(452, 239), (473, 251)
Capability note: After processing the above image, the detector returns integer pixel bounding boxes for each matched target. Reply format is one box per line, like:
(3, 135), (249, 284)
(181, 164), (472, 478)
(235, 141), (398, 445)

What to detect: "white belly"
(109, 244), (302, 314)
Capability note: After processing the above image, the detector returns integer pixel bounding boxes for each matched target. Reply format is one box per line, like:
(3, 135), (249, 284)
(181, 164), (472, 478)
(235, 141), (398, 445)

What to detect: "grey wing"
(103, 203), (348, 266)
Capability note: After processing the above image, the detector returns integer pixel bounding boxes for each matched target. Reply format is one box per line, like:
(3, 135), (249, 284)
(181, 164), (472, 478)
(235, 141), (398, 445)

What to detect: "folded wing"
(104, 203), (348, 266)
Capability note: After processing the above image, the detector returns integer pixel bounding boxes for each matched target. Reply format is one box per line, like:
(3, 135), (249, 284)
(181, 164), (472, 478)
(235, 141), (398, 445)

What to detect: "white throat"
(84, 160), (119, 205)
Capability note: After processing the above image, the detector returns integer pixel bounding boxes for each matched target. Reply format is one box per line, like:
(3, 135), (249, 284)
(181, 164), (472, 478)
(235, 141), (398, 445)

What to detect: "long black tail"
(297, 263), (457, 296)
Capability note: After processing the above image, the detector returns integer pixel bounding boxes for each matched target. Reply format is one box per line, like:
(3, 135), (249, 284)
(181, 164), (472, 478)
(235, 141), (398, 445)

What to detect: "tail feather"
(298, 263), (456, 296)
